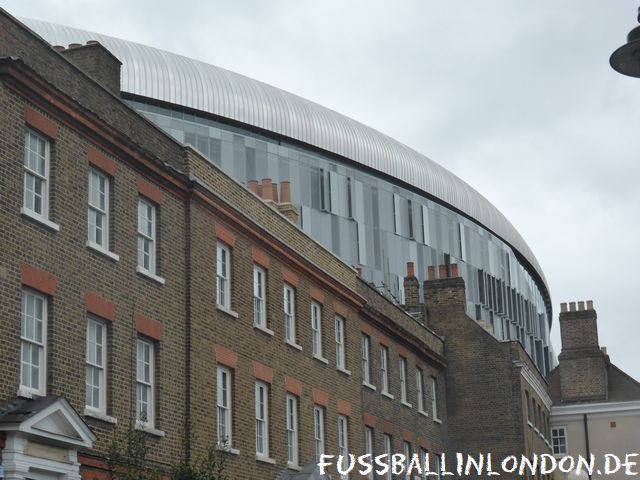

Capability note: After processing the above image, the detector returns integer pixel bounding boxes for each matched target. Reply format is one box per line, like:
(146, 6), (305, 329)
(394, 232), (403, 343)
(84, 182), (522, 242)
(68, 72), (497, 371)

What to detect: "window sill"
(256, 454), (276, 465)
(136, 266), (165, 285)
(84, 408), (117, 424)
(285, 340), (303, 351)
(254, 324), (274, 336)
(287, 463), (302, 471)
(363, 382), (377, 391)
(217, 445), (240, 456)
(216, 304), (239, 319)
(17, 386), (43, 399)
(337, 366), (351, 376)
(401, 401), (413, 409)
(135, 420), (165, 437)
(418, 410), (429, 418)
(381, 391), (394, 400)
(433, 417), (442, 425)
(313, 354), (329, 365)
(21, 208), (60, 232)
(86, 241), (120, 262)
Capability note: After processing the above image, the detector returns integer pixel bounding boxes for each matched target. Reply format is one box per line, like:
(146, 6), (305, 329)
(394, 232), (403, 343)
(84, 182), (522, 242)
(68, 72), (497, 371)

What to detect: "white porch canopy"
(0, 396), (95, 480)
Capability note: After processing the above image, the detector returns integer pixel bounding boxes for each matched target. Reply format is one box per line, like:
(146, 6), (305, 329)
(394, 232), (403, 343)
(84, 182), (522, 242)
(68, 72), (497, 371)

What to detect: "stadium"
(23, 18), (553, 375)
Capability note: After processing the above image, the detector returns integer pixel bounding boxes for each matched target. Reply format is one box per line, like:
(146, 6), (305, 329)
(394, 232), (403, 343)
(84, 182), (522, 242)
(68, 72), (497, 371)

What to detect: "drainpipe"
(583, 413), (592, 480)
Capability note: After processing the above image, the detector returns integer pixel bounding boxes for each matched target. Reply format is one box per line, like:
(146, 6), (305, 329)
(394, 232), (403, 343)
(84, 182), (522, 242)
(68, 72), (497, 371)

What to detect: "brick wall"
(557, 302), (608, 403)
(423, 272), (552, 475)
(0, 10), (448, 479)
(0, 91), (187, 461)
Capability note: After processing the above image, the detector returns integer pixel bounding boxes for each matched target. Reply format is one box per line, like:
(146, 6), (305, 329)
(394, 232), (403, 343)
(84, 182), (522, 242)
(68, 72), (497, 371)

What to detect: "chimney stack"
(245, 179), (300, 225)
(403, 262), (420, 307)
(60, 41), (122, 96)
(558, 300), (608, 403)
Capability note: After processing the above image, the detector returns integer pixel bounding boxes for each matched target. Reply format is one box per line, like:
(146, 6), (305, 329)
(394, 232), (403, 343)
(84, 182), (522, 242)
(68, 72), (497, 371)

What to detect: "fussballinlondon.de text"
(317, 453), (640, 477)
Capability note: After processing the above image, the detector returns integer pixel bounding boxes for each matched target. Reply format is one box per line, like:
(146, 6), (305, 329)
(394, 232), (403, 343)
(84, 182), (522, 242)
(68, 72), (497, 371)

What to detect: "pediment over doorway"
(0, 395), (95, 448)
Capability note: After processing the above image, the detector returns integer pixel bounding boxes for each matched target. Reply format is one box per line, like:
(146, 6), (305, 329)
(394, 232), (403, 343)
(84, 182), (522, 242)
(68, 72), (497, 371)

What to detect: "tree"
(106, 423), (228, 480)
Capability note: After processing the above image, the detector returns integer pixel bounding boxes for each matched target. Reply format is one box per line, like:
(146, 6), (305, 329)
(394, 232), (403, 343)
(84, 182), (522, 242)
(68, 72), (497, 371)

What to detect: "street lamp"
(610, 7), (640, 77)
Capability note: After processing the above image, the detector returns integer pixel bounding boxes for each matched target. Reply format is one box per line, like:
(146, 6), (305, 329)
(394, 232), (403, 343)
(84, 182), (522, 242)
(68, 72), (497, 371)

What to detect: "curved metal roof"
(22, 18), (548, 291)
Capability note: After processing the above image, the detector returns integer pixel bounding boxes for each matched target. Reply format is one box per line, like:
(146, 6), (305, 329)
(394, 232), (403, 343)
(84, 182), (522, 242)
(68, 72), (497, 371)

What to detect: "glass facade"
(128, 98), (553, 375)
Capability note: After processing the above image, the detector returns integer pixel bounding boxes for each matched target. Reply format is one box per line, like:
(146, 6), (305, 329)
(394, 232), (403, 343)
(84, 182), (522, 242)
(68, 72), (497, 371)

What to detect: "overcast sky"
(6, 0), (640, 380)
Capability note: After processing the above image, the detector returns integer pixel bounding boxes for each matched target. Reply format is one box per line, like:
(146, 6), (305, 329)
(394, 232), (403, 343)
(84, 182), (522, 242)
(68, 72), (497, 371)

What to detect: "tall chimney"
(403, 262), (420, 306)
(557, 300), (608, 403)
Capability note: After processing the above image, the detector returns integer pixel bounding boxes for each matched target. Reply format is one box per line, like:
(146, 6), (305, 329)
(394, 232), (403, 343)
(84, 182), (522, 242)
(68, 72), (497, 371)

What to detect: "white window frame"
(383, 434), (392, 480)
(217, 366), (232, 447)
(399, 357), (410, 406)
(364, 426), (374, 480)
(85, 317), (107, 414)
(403, 441), (412, 479)
(416, 367), (426, 414)
(335, 316), (346, 370)
(87, 168), (110, 251)
(381, 345), (391, 396)
(433, 453), (443, 480)
(216, 243), (231, 309)
(361, 334), (372, 386)
(136, 338), (155, 427)
(551, 426), (568, 456)
(311, 302), (323, 358)
(314, 405), (325, 462)
(20, 289), (47, 397)
(286, 394), (298, 466)
(23, 129), (50, 221)
(255, 381), (269, 457)
(284, 284), (296, 344)
(420, 449), (429, 480)
(338, 415), (349, 479)
(431, 376), (440, 421)
(137, 198), (157, 275)
(253, 265), (266, 328)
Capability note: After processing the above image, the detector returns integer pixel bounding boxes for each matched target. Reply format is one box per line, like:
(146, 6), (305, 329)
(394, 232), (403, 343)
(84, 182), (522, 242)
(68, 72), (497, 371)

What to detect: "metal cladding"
(22, 18), (548, 292)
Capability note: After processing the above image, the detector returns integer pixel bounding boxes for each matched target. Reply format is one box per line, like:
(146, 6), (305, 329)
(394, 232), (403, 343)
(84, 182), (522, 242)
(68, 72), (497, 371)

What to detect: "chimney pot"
(451, 263), (458, 277)
(569, 302), (576, 312)
(247, 180), (259, 195)
(52, 45), (65, 52)
(406, 262), (415, 278)
(355, 266), (362, 277)
(438, 264), (447, 279)
(560, 302), (567, 313)
(86, 40), (99, 45)
(578, 301), (585, 311)
(587, 300), (594, 310)
(601, 347), (608, 355)
(68, 43), (82, 49)
(280, 181), (292, 203)
(427, 266), (436, 280)
(261, 178), (273, 202)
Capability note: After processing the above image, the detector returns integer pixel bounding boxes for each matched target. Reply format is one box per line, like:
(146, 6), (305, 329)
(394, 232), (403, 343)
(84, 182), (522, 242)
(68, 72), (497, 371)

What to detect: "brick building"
(403, 264), (553, 477)
(0, 10), (449, 480)
(548, 302), (640, 479)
